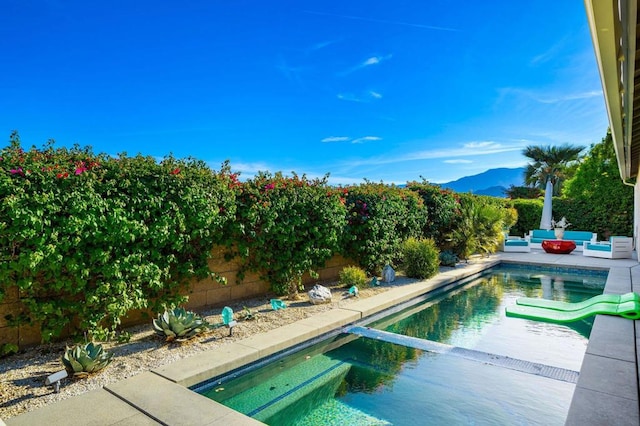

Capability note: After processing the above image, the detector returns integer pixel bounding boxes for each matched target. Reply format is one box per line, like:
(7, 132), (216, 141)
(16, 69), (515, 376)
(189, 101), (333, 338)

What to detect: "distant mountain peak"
(439, 167), (525, 197)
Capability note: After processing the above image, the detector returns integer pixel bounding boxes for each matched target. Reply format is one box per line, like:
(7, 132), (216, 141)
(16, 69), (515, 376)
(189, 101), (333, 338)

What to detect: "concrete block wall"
(0, 249), (354, 348)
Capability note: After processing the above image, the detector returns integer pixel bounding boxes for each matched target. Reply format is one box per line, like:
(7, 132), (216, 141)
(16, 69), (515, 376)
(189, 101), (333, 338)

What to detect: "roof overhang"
(584, 0), (639, 180)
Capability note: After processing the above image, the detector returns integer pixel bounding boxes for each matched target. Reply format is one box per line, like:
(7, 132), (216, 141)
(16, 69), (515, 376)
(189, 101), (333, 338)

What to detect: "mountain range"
(439, 167), (526, 197)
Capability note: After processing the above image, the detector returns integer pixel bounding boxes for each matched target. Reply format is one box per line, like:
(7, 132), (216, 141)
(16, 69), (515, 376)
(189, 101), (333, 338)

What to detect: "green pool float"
(515, 292), (640, 311)
(506, 300), (640, 323)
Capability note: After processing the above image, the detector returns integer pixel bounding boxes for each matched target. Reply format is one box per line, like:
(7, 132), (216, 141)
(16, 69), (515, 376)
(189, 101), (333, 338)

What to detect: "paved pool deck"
(3, 250), (639, 426)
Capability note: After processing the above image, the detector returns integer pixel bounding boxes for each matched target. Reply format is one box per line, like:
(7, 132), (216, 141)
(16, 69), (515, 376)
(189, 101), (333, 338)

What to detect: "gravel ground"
(0, 280), (405, 420)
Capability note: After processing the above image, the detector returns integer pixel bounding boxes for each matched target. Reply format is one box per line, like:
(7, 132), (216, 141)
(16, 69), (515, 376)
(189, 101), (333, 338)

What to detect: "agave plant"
(61, 342), (113, 378)
(153, 307), (210, 342)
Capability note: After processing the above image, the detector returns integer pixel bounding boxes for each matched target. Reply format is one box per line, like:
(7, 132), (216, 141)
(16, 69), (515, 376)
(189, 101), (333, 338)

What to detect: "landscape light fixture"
(44, 369), (68, 393)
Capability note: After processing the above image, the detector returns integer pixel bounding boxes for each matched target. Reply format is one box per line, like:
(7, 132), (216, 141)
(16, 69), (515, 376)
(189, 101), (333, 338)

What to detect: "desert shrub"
(340, 183), (426, 274)
(0, 133), (236, 341)
(226, 171), (345, 297)
(152, 307), (210, 342)
(450, 195), (504, 259)
(439, 251), (459, 267)
(401, 238), (440, 279)
(62, 342), (113, 378)
(339, 266), (368, 288)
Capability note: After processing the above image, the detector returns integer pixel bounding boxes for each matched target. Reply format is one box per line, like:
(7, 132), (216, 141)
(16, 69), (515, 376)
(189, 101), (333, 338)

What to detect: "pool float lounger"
(515, 292), (639, 312)
(506, 300), (640, 323)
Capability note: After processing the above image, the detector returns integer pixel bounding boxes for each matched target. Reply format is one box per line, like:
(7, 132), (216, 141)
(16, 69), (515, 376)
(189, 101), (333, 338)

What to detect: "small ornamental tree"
(0, 132), (236, 341)
(340, 183), (426, 274)
(227, 172), (345, 298)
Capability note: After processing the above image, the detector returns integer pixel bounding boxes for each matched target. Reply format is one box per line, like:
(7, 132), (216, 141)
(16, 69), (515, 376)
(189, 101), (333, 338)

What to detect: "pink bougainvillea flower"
(170, 168), (180, 175)
(264, 183), (275, 190)
(9, 167), (23, 175)
(75, 167), (87, 175)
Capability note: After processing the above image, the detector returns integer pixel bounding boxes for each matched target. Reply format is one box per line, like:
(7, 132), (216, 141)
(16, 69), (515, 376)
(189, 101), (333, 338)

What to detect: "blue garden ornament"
(270, 299), (287, 310)
(370, 277), (379, 287)
(221, 307), (233, 326)
(348, 286), (359, 297)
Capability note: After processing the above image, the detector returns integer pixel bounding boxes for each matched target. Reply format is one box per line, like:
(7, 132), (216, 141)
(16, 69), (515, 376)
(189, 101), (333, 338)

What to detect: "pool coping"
(4, 252), (639, 425)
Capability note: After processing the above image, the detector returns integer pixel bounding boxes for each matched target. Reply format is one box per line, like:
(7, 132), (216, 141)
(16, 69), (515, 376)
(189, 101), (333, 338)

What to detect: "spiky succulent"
(152, 307), (209, 342)
(61, 342), (113, 378)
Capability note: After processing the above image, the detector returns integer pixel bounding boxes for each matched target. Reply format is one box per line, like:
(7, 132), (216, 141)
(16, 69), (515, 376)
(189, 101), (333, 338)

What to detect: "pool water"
(200, 265), (607, 425)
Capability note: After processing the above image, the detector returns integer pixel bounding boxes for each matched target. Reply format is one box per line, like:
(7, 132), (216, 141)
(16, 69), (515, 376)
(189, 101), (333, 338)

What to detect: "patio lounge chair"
(502, 236), (531, 252)
(582, 236), (633, 259)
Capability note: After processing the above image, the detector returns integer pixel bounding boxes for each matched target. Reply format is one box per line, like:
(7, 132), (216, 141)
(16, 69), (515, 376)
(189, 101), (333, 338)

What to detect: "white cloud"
(464, 141), (501, 149)
(363, 57), (381, 66)
(337, 93), (363, 102)
(498, 87), (602, 105)
(339, 54), (392, 76)
(322, 136), (351, 143)
(307, 39), (339, 52)
(530, 38), (568, 66)
(229, 161), (272, 175)
(444, 159), (473, 164)
(352, 136), (382, 144)
(340, 140), (522, 169)
(337, 90), (383, 102)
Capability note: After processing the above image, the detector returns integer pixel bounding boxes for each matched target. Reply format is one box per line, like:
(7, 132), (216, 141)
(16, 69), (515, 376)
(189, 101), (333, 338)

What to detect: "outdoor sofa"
(525, 229), (597, 252)
(583, 236), (633, 259)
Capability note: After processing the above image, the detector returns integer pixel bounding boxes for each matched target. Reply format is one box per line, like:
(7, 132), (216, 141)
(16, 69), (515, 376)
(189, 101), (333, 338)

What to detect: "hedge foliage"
(0, 134), (525, 342)
(0, 133), (236, 340)
(225, 172), (345, 296)
(340, 183), (426, 274)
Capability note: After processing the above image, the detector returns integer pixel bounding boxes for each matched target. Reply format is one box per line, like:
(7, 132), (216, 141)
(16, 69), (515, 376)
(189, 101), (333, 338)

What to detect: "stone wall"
(0, 249), (353, 348)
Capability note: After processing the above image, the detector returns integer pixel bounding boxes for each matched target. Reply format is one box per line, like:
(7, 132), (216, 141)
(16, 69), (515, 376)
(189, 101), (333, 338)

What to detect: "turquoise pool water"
(200, 265), (607, 425)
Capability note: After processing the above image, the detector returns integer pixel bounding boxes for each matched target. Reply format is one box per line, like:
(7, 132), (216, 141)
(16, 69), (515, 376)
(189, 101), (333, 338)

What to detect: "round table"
(541, 239), (577, 254)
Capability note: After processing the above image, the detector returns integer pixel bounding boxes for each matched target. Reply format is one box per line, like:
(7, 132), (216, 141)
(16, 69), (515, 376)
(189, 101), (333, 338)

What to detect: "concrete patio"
(3, 250), (639, 425)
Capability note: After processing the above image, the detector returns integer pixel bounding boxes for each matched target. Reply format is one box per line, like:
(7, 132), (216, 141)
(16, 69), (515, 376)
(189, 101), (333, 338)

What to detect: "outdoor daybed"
(583, 236), (633, 259)
(525, 229), (597, 252)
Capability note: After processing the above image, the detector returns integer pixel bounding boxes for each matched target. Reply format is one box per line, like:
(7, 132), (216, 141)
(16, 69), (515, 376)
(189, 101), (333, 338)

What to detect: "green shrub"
(226, 172), (346, 297)
(0, 343), (18, 358)
(341, 183), (426, 274)
(339, 266), (368, 288)
(401, 238), (440, 279)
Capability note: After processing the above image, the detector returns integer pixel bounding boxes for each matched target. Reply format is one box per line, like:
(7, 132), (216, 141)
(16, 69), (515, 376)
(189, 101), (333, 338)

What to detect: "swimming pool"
(198, 264), (607, 425)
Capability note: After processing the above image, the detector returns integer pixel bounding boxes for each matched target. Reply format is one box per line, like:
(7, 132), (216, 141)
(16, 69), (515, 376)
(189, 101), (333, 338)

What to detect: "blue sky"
(1, 1), (608, 184)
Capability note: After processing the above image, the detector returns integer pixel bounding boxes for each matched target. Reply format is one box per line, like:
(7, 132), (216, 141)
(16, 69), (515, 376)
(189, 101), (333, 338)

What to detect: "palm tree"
(523, 144), (584, 195)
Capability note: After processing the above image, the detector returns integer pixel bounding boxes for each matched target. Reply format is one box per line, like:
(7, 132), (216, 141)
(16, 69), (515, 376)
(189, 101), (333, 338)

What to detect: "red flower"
(74, 161), (88, 175)
(170, 168), (181, 175)
(57, 172), (69, 179)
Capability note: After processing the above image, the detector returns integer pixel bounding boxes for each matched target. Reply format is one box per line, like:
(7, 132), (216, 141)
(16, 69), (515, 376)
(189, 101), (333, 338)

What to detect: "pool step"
(218, 354), (351, 422)
(296, 399), (391, 426)
(345, 326), (579, 384)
